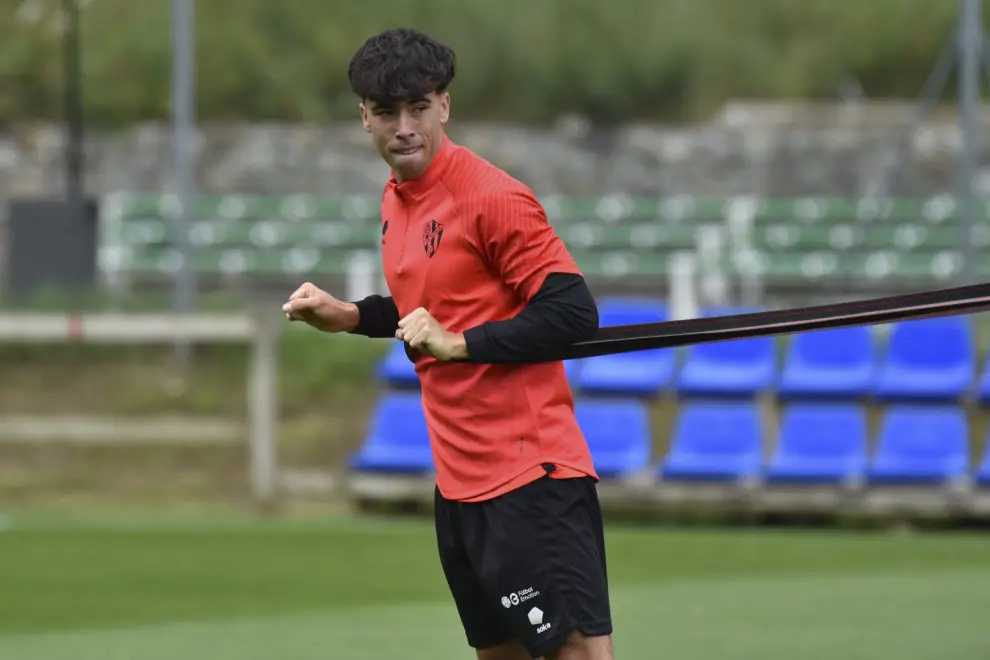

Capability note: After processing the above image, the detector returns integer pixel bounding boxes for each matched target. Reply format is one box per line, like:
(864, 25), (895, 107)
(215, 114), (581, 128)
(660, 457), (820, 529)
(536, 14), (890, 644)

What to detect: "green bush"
(0, 0), (970, 127)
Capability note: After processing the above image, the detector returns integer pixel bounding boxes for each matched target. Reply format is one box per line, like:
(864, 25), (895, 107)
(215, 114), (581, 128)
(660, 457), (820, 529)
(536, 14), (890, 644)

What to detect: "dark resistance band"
(538, 282), (990, 362)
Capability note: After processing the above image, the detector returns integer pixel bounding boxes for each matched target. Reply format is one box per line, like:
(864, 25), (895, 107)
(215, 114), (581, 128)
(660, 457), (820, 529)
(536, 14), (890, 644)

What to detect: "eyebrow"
(370, 95), (433, 111)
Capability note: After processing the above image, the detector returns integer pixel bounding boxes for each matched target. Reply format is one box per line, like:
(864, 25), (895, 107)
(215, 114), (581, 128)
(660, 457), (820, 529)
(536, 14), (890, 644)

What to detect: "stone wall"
(4, 101), (990, 203)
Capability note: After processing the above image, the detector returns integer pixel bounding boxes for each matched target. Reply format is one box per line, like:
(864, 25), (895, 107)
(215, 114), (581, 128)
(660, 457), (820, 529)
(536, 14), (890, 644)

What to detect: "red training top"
(379, 135), (598, 502)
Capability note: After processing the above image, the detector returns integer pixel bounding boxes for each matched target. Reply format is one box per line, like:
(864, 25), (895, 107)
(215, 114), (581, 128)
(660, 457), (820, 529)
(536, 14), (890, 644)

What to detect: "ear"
(359, 102), (371, 132)
(438, 92), (451, 125)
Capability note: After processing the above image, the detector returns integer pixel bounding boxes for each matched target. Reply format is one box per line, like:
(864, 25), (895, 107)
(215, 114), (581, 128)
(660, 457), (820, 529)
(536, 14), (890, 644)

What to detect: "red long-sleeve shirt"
(372, 135), (599, 502)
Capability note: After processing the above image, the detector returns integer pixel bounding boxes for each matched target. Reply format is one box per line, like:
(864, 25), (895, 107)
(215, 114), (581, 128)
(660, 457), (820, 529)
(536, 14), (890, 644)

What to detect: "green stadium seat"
(118, 218), (170, 246)
(749, 251), (839, 281)
(854, 197), (925, 221)
(545, 195), (667, 223)
(207, 195), (276, 220)
(752, 198), (795, 222)
(276, 194), (322, 220)
(817, 198), (860, 221)
(657, 196), (726, 222)
(755, 225), (864, 251)
(114, 193), (165, 219)
(861, 225), (959, 251)
(792, 197), (843, 223)
(751, 250), (963, 283)
(847, 252), (961, 281)
(558, 223), (701, 250)
(122, 245), (354, 277)
(919, 195), (957, 223)
(308, 221), (379, 248)
(573, 251), (671, 278)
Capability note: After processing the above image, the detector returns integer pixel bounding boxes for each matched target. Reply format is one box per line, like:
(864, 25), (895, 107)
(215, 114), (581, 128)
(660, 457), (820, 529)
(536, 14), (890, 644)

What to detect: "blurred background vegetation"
(0, 0), (967, 127)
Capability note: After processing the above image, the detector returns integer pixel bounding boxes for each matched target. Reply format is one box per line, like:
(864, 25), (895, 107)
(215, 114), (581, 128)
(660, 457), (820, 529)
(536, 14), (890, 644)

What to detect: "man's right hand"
(282, 282), (359, 333)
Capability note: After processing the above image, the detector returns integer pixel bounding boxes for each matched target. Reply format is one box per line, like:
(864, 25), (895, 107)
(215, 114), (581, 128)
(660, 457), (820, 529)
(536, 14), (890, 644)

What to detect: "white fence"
(0, 309), (281, 503)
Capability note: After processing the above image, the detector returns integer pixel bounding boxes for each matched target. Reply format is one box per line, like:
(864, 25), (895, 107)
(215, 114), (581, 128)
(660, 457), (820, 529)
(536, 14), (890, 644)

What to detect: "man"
(283, 28), (614, 660)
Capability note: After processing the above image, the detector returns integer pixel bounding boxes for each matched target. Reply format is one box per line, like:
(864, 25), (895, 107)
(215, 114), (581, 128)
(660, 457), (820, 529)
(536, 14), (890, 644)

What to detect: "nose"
(396, 110), (416, 138)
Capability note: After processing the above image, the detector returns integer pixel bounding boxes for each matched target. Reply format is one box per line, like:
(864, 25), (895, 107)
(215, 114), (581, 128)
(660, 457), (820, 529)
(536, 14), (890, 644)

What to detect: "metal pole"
(871, 25), (959, 200)
(62, 0), (83, 204)
(669, 251), (698, 321)
(171, 0), (197, 359)
(958, 0), (981, 285)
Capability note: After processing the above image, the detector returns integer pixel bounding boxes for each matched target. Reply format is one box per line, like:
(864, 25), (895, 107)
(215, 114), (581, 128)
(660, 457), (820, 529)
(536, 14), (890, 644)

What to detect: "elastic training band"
(539, 282), (990, 362)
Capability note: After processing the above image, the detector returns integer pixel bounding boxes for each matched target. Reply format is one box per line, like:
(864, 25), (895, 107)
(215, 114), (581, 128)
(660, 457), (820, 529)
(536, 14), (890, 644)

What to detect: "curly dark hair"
(348, 28), (457, 106)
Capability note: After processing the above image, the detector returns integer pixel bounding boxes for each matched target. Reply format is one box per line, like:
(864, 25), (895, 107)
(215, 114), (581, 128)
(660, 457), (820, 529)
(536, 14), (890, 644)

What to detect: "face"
(360, 92), (450, 183)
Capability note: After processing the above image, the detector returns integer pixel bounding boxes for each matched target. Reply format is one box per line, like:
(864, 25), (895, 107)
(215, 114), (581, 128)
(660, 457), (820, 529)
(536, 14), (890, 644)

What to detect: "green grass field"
(0, 511), (988, 659)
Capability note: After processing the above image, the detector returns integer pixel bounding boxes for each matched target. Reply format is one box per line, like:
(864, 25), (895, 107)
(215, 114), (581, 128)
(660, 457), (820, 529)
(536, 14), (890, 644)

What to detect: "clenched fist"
(397, 307), (468, 362)
(282, 282), (359, 333)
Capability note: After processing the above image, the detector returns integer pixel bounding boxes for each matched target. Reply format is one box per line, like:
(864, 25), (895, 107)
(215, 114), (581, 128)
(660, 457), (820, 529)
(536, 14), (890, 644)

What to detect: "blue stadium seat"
(575, 398), (652, 478)
(764, 403), (868, 483)
(564, 358), (583, 383)
(377, 341), (419, 388)
(867, 405), (969, 484)
(349, 392), (434, 473)
(873, 317), (975, 401)
(574, 296), (675, 396)
(596, 296), (668, 327)
(675, 307), (776, 396)
(660, 400), (764, 481)
(575, 350), (677, 396)
(777, 327), (877, 399)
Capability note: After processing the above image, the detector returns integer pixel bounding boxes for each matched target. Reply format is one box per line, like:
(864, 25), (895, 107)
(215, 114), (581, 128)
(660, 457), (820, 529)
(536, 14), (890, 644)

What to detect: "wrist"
(340, 301), (360, 333)
(448, 331), (469, 360)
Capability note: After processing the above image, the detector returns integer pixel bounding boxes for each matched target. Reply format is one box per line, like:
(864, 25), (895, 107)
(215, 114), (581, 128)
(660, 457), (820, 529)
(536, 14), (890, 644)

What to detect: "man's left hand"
(397, 307), (468, 362)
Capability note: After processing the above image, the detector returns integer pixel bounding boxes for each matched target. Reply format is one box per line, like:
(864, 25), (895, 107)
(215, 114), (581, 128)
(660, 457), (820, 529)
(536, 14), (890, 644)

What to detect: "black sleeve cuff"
(348, 294), (400, 339)
(463, 324), (496, 363)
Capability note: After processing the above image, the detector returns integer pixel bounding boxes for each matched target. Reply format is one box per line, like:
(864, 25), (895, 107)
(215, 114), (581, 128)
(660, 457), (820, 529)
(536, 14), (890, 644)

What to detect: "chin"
(392, 154), (427, 176)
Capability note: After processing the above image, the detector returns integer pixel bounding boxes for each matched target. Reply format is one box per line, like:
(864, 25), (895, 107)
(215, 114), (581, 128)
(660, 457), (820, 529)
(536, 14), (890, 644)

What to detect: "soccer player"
(283, 28), (614, 660)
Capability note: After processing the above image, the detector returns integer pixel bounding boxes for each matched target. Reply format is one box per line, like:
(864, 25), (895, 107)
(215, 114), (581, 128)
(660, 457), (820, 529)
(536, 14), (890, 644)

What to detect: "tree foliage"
(0, 0), (969, 127)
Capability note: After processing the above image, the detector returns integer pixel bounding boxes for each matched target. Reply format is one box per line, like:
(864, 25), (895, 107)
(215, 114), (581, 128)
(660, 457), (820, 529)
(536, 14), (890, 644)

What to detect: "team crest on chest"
(423, 219), (444, 258)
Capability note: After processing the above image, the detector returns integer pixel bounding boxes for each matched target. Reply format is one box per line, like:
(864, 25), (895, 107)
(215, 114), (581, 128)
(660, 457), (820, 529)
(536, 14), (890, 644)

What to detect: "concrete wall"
(4, 102), (990, 202)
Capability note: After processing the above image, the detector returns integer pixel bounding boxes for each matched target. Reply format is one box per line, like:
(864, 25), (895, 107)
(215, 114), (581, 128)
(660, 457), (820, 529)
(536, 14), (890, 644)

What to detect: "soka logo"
(528, 607), (551, 634)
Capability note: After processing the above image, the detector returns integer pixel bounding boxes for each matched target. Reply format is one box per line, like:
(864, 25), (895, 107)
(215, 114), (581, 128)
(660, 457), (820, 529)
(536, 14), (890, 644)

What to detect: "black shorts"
(434, 466), (612, 658)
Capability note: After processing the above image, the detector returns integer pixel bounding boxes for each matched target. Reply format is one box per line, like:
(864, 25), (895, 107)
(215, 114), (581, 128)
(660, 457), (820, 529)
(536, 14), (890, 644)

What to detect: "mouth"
(391, 145), (421, 156)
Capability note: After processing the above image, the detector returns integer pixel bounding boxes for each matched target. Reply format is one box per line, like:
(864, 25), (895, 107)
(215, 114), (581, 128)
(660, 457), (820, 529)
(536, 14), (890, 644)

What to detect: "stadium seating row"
(106, 192), (987, 225)
(100, 194), (990, 283)
(379, 297), (990, 402)
(104, 245), (985, 283)
(105, 216), (989, 254)
(349, 393), (990, 487)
